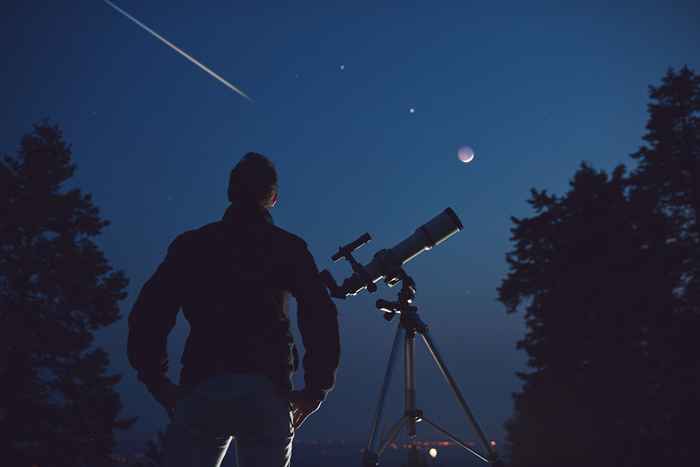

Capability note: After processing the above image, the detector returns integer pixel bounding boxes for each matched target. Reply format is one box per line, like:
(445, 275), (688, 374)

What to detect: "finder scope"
(320, 208), (463, 299)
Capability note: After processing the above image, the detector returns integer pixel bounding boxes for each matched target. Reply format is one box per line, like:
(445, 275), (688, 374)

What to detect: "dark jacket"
(127, 202), (340, 401)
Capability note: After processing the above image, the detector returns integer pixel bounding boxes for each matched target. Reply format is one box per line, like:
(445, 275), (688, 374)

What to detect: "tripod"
(362, 270), (500, 467)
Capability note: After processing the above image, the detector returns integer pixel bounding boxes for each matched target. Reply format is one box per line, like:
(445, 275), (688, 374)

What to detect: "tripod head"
(375, 269), (416, 320)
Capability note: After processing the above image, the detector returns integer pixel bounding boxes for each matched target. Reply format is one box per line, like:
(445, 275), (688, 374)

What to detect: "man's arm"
(127, 233), (189, 392)
(290, 242), (341, 402)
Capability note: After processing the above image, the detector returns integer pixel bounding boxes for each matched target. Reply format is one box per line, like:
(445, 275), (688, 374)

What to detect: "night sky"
(3, 0), (699, 450)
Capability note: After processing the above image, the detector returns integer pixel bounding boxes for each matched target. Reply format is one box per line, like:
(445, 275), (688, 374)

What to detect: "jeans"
(162, 373), (294, 467)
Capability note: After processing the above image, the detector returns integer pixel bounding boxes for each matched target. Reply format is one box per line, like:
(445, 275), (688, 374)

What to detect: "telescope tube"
(338, 208), (463, 297)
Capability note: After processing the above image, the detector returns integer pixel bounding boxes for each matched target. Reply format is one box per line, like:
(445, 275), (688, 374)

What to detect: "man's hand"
(147, 379), (181, 419)
(289, 390), (322, 430)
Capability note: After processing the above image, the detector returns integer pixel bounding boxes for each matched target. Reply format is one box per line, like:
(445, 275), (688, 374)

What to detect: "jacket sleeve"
(127, 233), (189, 390)
(290, 242), (341, 401)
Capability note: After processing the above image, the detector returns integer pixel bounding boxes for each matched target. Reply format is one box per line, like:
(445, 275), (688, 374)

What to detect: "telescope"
(320, 206), (502, 466)
(320, 208), (463, 299)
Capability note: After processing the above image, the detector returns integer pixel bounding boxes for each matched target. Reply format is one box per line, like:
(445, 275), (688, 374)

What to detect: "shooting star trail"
(103, 0), (252, 102)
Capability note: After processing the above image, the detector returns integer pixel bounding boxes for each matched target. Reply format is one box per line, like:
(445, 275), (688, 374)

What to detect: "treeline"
(1, 123), (135, 466)
(498, 67), (699, 466)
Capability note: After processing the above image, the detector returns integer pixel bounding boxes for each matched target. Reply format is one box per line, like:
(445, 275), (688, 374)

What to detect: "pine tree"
(498, 67), (699, 466)
(627, 65), (700, 461)
(0, 122), (136, 466)
(630, 66), (700, 237)
(143, 431), (166, 467)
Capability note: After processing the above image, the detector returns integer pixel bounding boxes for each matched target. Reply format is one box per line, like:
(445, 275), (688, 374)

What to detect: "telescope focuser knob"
(366, 281), (378, 293)
(376, 299), (398, 321)
(376, 299), (397, 314)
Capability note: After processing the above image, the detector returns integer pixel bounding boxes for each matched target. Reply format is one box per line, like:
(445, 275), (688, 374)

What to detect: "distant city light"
(429, 448), (438, 458)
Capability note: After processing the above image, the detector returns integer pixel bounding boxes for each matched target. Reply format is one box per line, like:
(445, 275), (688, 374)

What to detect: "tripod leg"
(404, 330), (417, 439)
(377, 416), (408, 456)
(420, 330), (497, 461)
(421, 416), (490, 463)
(366, 324), (404, 453)
(363, 415), (409, 467)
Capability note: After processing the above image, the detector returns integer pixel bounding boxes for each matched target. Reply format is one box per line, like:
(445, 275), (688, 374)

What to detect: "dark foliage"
(143, 431), (165, 467)
(498, 67), (699, 466)
(0, 122), (136, 466)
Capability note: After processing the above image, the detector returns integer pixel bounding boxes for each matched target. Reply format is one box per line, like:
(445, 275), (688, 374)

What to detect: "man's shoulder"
(175, 220), (308, 250)
(267, 224), (308, 249)
(168, 222), (218, 249)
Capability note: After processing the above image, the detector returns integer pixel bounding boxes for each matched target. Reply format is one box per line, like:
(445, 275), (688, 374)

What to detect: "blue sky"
(3, 0), (699, 450)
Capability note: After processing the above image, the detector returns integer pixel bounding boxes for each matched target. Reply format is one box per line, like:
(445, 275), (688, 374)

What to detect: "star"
(409, 108), (415, 114)
(340, 64), (345, 71)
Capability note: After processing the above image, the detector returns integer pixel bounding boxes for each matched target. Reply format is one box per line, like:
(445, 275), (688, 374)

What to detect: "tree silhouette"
(0, 122), (135, 466)
(627, 66), (700, 463)
(499, 67), (699, 467)
(630, 66), (700, 237)
(143, 430), (166, 467)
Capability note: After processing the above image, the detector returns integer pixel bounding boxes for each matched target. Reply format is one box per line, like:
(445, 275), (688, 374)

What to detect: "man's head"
(227, 152), (278, 209)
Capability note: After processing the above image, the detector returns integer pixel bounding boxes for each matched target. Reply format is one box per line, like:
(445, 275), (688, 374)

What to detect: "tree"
(143, 431), (165, 467)
(498, 67), (699, 467)
(627, 66), (700, 461)
(630, 66), (700, 238)
(0, 122), (136, 466)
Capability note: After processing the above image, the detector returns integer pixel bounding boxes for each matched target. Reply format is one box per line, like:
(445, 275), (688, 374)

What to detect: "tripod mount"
(364, 270), (501, 467)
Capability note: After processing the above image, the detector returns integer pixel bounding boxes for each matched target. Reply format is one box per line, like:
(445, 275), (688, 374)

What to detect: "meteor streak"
(103, 0), (252, 102)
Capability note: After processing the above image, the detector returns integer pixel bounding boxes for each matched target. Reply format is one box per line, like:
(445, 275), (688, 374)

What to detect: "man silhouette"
(127, 153), (341, 467)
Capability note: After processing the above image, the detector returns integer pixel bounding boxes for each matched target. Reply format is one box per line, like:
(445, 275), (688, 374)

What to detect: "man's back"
(127, 201), (340, 401)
